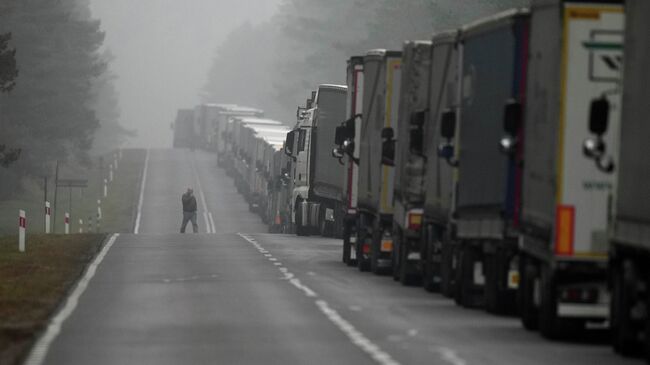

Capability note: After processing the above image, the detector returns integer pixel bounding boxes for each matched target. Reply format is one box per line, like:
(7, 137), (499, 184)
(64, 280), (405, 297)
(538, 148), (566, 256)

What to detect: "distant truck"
(333, 56), (364, 265)
(596, 0), (648, 357)
(285, 84), (347, 236)
(392, 41), (432, 285)
(173, 109), (196, 148)
(356, 50), (402, 273)
(193, 104), (264, 152)
(517, 0), (624, 338)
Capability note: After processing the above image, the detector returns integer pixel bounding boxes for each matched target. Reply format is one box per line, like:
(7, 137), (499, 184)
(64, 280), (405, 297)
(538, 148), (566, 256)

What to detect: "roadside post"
(45, 201), (51, 234)
(114, 153), (119, 170)
(88, 215), (93, 233)
(103, 179), (108, 197)
(18, 210), (26, 252)
(109, 164), (114, 182)
(64, 213), (70, 234)
(78, 219), (84, 233)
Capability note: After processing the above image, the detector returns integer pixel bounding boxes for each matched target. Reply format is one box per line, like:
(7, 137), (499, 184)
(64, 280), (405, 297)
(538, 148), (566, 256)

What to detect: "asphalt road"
(35, 149), (640, 365)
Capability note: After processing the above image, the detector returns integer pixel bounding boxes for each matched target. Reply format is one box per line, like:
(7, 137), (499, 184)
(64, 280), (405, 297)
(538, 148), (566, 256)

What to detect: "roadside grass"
(0, 234), (106, 365)
(0, 148), (146, 364)
(0, 149), (146, 235)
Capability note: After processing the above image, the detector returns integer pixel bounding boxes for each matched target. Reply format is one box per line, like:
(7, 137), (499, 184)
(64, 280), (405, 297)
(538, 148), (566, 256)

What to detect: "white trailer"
(518, 0), (624, 339)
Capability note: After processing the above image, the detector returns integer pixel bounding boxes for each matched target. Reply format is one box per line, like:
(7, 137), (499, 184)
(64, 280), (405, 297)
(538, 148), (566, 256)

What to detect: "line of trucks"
(173, 0), (649, 360)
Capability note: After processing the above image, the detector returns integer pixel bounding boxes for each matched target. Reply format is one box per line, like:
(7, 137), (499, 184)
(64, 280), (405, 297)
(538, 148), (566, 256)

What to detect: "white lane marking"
(190, 153), (213, 234)
(438, 348), (467, 365)
(25, 234), (120, 365)
(134, 149), (150, 234)
(237, 233), (400, 365)
(208, 212), (216, 233)
(316, 300), (399, 365)
(203, 212), (211, 234)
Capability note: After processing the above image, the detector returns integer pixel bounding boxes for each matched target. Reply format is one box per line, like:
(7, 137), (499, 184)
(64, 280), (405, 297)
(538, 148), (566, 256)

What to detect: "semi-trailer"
(392, 41), (432, 285)
(598, 0), (649, 357)
(334, 56), (364, 265)
(421, 30), (462, 298)
(285, 84), (347, 237)
(173, 109), (196, 149)
(517, 0), (624, 338)
(357, 50), (402, 273)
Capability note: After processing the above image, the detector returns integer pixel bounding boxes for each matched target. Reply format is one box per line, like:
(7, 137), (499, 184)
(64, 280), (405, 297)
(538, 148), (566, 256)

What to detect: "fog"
(89, 0), (281, 148)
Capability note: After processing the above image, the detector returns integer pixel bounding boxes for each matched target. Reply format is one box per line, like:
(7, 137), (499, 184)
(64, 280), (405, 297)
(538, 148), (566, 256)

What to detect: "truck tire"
(422, 237), (437, 292)
(539, 265), (581, 339)
(485, 248), (514, 315)
(399, 239), (419, 286)
(455, 244), (483, 308)
(518, 254), (539, 331)
(371, 229), (390, 275)
(441, 241), (455, 298)
(295, 202), (310, 237)
(342, 223), (352, 265)
(611, 259), (639, 356)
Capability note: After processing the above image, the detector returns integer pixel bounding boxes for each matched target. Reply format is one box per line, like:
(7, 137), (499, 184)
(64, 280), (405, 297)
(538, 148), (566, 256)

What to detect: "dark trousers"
(180, 211), (198, 233)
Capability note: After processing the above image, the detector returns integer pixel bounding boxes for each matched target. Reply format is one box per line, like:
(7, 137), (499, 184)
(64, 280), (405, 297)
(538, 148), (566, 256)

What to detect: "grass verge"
(0, 234), (106, 365)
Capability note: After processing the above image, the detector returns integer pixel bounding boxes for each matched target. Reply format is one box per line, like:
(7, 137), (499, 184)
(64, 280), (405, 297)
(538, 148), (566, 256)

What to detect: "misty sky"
(89, 0), (281, 147)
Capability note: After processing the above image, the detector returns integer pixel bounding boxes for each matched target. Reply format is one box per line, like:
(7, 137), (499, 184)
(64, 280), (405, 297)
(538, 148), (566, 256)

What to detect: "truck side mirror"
(331, 147), (344, 159)
(583, 97), (614, 173)
(589, 97), (609, 136)
(381, 127), (394, 140)
(503, 99), (522, 136)
(334, 125), (345, 146)
(440, 109), (456, 140)
(409, 127), (423, 155)
(410, 110), (427, 127)
(284, 131), (295, 157)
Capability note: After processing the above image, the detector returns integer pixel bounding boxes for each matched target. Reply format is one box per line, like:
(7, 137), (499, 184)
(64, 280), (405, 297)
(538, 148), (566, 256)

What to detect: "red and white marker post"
(78, 219), (84, 233)
(103, 179), (108, 197)
(64, 213), (70, 234)
(18, 210), (26, 252)
(45, 201), (51, 234)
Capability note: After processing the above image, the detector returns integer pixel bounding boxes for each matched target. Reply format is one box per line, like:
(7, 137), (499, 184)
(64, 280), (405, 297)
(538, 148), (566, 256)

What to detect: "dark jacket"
(182, 193), (198, 212)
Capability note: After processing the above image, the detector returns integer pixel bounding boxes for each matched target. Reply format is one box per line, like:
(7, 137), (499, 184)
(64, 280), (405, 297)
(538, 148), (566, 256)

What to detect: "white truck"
(517, 0), (624, 339)
(285, 85), (348, 237)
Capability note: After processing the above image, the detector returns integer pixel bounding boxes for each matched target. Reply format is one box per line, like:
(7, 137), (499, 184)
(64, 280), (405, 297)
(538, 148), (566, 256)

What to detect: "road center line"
(190, 152), (212, 234)
(25, 233), (120, 365)
(134, 149), (149, 234)
(237, 233), (400, 365)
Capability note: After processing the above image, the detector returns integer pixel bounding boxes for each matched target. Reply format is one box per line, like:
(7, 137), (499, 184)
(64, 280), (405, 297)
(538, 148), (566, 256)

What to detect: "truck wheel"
(611, 259), (639, 356)
(456, 244), (482, 308)
(342, 223), (351, 264)
(391, 229), (401, 281)
(371, 230), (387, 275)
(399, 239), (419, 286)
(441, 241), (455, 298)
(539, 266), (580, 339)
(485, 248), (513, 315)
(295, 203), (309, 237)
(422, 238), (436, 292)
(518, 254), (539, 331)
(539, 265), (560, 338)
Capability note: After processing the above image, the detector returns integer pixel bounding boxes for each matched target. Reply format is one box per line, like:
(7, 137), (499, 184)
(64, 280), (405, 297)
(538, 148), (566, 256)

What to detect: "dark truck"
(588, 0), (648, 356)
(442, 9), (531, 312)
(421, 30), (462, 298)
(356, 50), (402, 273)
(173, 109), (196, 148)
(391, 41), (433, 285)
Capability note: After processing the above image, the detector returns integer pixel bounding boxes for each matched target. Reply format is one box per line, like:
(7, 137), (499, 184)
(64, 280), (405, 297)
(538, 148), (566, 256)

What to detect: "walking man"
(180, 188), (198, 233)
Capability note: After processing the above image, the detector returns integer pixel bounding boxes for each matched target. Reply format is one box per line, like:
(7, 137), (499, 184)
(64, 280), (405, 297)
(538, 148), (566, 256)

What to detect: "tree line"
(0, 0), (127, 197)
(202, 0), (530, 124)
